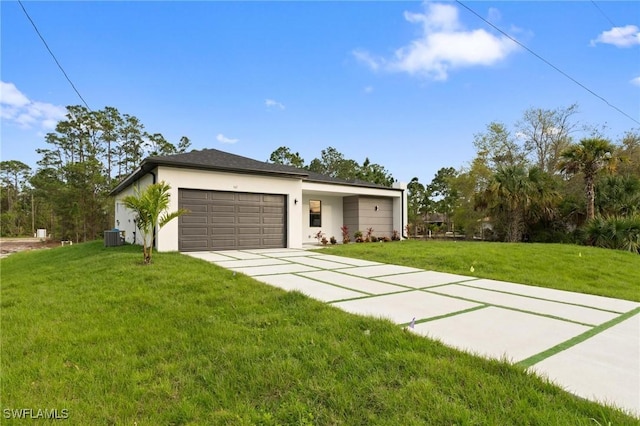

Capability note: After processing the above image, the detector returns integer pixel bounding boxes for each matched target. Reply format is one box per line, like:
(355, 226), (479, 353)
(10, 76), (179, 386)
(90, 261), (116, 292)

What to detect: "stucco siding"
(113, 165), (406, 251)
(301, 181), (402, 198)
(114, 172), (155, 245)
(342, 196), (394, 239)
(342, 196), (359, 240)
(302, 195), (343, 244)
(361, 197), (393, 238)
(157, 167), (303, 251)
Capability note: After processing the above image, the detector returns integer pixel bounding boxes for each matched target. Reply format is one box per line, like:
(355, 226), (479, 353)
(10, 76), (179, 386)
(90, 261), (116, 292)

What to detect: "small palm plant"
(585, 215), (640, 253)
(121, 181), (187, 264)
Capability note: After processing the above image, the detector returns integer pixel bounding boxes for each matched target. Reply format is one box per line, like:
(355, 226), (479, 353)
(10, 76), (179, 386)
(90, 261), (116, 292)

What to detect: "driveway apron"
(184, 248), (640, 417)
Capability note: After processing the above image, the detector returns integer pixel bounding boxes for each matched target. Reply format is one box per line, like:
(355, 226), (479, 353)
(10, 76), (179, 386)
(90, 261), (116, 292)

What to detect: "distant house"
(110, 149), (407, 252)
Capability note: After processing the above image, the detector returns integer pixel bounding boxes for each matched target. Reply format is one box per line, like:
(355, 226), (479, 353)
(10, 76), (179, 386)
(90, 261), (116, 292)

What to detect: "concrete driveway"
(185, 248), (640, 417)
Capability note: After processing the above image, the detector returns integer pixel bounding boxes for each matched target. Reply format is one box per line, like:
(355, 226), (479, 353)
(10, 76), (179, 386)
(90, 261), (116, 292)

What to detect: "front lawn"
(318, 240), (640, 302)
(1, 241), (637, 424)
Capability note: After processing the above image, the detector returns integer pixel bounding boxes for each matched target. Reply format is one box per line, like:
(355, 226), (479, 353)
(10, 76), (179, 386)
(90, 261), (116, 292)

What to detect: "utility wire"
(17, 0), (91, 111)
(590, 0), (618, 29)
(455, 0), (639, 126)
(590, 0), (632, 51)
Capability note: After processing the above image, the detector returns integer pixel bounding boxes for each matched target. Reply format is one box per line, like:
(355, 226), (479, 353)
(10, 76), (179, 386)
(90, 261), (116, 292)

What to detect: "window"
(309, 200), (321, 227)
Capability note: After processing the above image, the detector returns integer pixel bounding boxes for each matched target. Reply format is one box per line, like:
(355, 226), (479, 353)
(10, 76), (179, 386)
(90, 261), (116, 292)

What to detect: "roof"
(110, 148), (399, 196)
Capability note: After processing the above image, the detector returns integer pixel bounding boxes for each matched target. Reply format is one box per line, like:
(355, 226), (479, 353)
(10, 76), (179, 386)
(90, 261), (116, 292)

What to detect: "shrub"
(330, 236), (337, 245)
(584, 215), (640, 254)
(340, 225), (350, 244)
(365, 227), (374, 243)
(392, 230), (401, 241)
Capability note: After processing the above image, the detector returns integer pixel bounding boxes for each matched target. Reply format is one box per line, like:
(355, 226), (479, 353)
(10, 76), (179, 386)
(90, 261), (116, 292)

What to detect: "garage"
(178, 189), (286, 251)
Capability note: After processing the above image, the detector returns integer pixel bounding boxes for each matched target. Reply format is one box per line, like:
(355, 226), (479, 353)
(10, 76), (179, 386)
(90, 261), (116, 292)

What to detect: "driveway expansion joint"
(183, 249), (639, 417)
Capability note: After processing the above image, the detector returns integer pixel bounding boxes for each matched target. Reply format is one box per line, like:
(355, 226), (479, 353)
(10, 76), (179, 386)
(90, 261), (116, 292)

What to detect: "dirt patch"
(0, 238), (64, 259)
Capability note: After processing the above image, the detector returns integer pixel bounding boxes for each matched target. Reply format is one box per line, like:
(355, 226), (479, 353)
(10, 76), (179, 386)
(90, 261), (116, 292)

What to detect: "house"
(110, 149), (407, 252)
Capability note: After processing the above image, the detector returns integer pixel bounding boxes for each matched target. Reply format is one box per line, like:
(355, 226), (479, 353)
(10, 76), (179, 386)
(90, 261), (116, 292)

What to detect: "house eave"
(109, 158), (309, 197)
(109, 153), (401, 196)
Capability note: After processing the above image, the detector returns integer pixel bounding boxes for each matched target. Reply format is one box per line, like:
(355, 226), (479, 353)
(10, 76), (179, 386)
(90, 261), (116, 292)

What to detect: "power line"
(590, 0), (632, 50)
(455, 0), (639, 127)
(17, 0), (91, 110)
(590, 0), (618, 29)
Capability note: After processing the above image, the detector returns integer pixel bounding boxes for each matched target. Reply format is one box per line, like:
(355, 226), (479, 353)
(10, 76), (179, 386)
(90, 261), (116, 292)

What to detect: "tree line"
(267, 146), (395, 187)
(0, 105), (394, 242)
(1, 105), (190, 241)
(407, 104), (640, 252)
(2, 103), (638, 253)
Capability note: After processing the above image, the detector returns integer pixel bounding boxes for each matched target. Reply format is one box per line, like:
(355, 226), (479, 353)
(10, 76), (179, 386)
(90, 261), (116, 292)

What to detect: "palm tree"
(524, 166), (560, 227)
(476, 166), (559, 242)
(121, 181), (187, 264)
(476, 165), (530, 242)
(596, 175), (640, 217)
(558, 138), (619, 221)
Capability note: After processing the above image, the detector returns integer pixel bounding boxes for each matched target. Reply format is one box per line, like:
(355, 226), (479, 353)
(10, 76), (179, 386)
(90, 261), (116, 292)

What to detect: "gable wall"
(114, 167), (304, 251)
(114, 172), (156, 245)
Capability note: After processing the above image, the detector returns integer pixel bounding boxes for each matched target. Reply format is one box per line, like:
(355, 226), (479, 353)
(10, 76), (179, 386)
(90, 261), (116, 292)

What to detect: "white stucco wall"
(302, 180), (407, 242)
(114, 166), (407, 252)
(393, 181), (408, 238)
(113, 172), (155, 245)
(301, 194), (344, 245)
(156, 167), (303, 252)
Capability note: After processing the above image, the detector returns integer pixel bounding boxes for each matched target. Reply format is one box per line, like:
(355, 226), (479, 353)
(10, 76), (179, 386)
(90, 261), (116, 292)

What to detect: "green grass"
(318, 240), (640, 302)
(1, 242), (638, 424)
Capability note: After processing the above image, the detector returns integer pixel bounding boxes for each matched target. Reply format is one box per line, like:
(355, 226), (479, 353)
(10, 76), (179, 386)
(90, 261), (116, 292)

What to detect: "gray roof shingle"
(110, 148), (397, 195)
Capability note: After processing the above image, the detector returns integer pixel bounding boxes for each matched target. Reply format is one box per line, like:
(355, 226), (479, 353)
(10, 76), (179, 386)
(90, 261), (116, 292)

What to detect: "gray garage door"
(178, 189), (286, 251)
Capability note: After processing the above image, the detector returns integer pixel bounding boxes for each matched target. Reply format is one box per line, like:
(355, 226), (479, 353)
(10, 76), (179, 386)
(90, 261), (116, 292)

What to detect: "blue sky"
(1, 1), (639, 184)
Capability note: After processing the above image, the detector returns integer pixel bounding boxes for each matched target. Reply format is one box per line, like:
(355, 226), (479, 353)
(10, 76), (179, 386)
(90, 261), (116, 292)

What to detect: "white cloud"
(591, 25), (640, 48)
(265, 98), (285, 110)
(364, 86), (374, 94)
(0, 81), (66, 130)
(631, 76), (640, 87)
(353, 3), (520, 81)
(216, 133), (238, 144)
(0, 81), (30, 106)
(352, 49), (381, 71)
